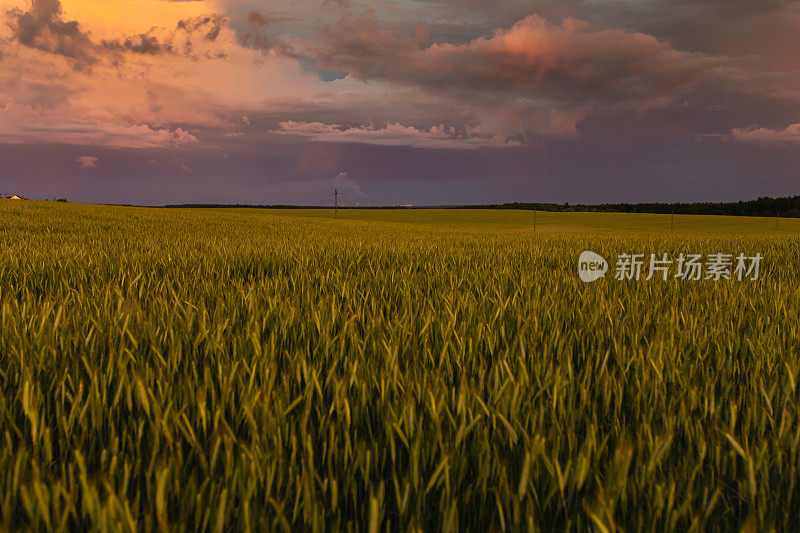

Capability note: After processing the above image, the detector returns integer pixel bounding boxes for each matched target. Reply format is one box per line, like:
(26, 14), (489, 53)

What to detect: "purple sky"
(1, 0), (799, 205)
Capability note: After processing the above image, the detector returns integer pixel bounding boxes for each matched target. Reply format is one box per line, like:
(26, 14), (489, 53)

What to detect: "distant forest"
(165, 195), (800, 218)
(486, 196), (800, 217)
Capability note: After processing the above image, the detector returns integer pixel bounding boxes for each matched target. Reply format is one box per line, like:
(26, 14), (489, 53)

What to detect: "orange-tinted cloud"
(313, 13), (715, 110)
(729, 123), (800, 146)
(0, 0), (317, 147)
(276, 120), (521, 149)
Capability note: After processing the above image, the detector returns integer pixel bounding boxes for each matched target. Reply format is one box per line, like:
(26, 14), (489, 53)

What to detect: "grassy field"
(262, 208), (800, 234)
(1, 200), (799, 531)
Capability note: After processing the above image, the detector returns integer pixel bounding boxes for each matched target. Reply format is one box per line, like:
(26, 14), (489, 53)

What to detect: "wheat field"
(1, 201), (799, 531)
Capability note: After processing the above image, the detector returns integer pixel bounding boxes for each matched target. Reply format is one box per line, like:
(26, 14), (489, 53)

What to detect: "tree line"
(482, 196), (800, 218)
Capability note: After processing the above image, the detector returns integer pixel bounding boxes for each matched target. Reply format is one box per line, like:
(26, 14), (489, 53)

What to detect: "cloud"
(0, 102), (199, 148)
(728, 123), (800, 146)
(0, 3), (307, 149)
(102, 33), (171, 55)
(1, 3), (727, 152)
(603, 0), (800, 70)
(7, 0), (97, 69)
(7, 1), (235, 66)
(177, 15), (226, 42)
(314, 10), (428, 81)
(236, 10), (295, 56)
(313, 13), (715, 110)
(276, 120), (520, 148)
(75, 155), (98, 168)
(301, 11), (724, 141)
(100, 14), (233, 60)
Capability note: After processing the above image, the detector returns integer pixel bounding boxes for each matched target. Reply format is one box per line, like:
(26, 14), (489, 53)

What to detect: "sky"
(0, 0), (799, 206)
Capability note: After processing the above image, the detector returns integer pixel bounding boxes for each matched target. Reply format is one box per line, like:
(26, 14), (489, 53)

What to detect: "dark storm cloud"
(177, 15), (227, 42)
(102, 15), (231, 58)
(236, 10), (296, 56)
(7, 0), (96, 69)
(6, 1), (235, 65)
(102, 34), (173, 55)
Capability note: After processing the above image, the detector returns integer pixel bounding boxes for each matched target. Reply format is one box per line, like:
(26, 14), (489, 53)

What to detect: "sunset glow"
(60, 0), (211, 37)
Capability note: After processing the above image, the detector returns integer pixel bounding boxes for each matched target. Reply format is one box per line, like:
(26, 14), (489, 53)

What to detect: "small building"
(9, 195), (25, 200)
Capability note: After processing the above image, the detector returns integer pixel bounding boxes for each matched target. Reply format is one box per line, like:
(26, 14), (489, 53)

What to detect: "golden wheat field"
(1, 200), (799, 531)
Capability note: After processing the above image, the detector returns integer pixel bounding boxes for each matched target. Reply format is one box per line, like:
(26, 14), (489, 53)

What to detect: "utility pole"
(334, 188), (338, 219)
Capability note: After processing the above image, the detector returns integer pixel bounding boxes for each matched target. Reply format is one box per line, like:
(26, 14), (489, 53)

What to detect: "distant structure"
(10, 195), (25, 200)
